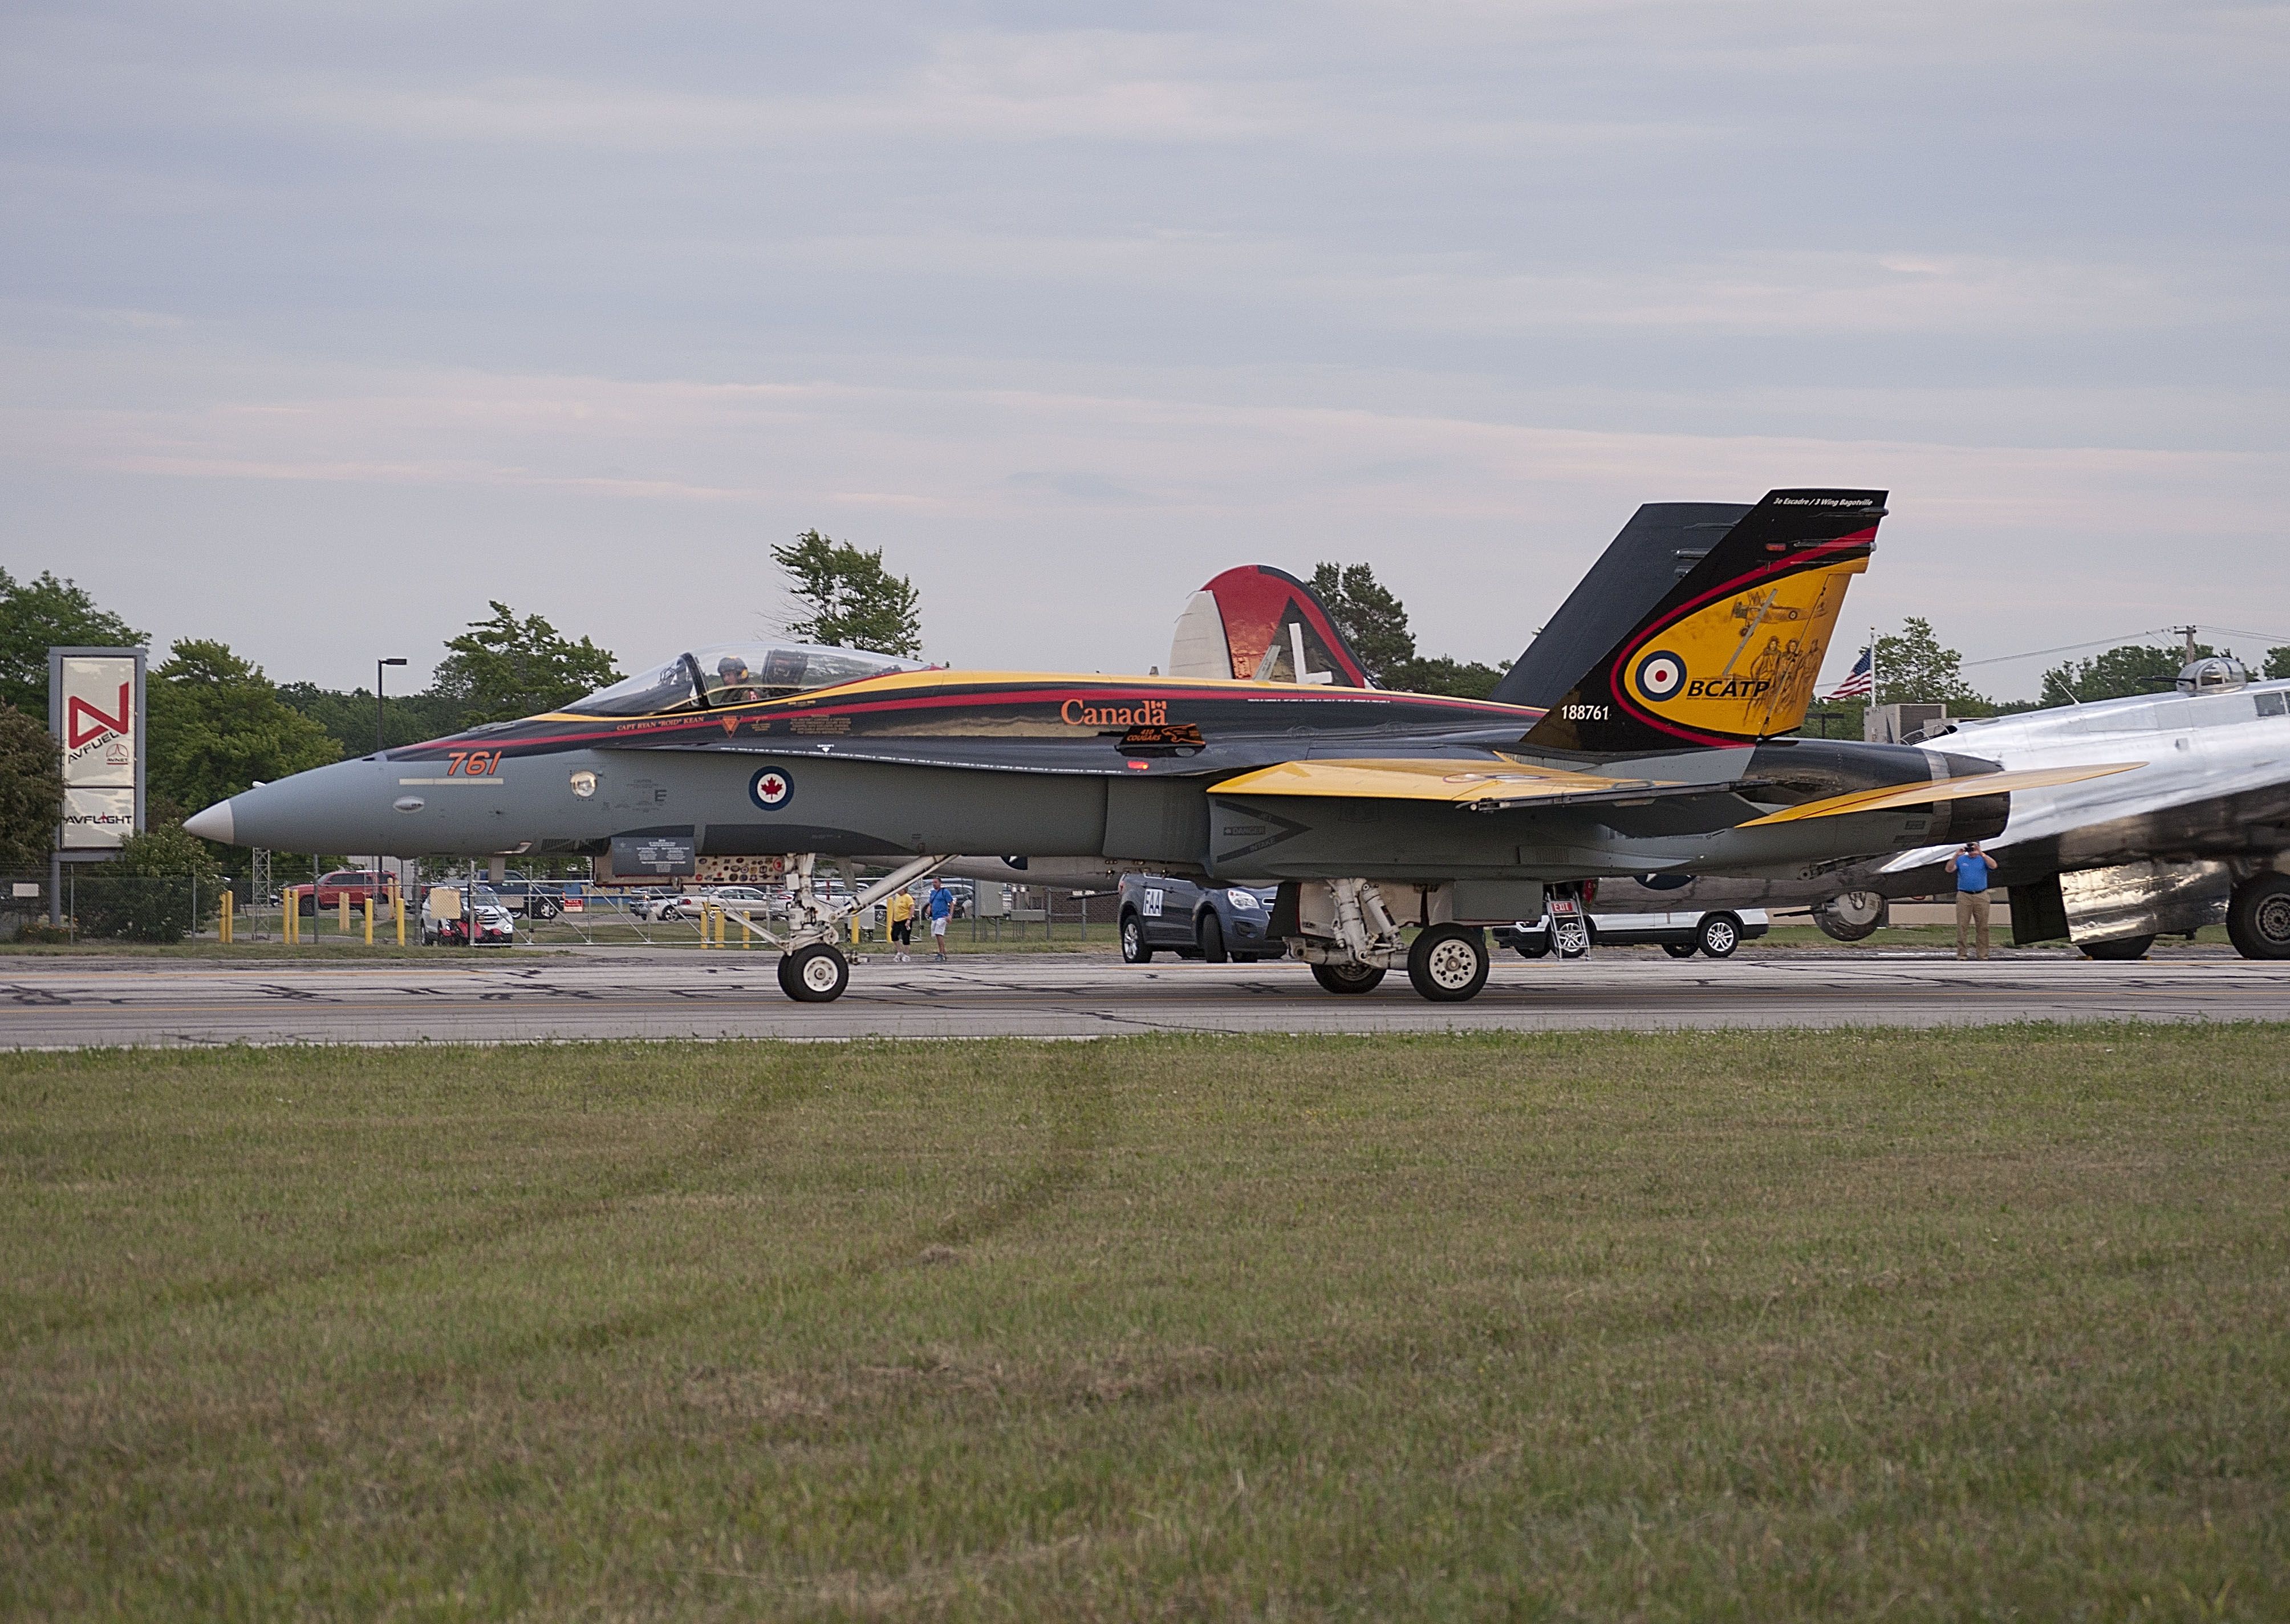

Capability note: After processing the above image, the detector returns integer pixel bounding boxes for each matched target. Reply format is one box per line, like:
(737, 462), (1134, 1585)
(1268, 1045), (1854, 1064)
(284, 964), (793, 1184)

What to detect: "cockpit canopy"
(2177, 656), (2250, 696)
(567, 640), (928, 716)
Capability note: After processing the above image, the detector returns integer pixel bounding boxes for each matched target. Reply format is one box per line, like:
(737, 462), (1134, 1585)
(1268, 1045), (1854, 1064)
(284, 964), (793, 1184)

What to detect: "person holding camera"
(1950, 839), (1999, 960)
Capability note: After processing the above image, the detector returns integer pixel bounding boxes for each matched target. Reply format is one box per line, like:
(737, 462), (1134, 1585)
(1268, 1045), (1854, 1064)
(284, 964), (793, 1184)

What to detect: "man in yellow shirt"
(886, 887), (916, 963)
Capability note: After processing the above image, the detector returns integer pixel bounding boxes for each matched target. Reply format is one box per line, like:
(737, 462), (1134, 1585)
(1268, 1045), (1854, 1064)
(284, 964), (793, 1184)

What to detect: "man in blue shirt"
(1950, 840), (1999, 960)
(927, 879), (954, 963)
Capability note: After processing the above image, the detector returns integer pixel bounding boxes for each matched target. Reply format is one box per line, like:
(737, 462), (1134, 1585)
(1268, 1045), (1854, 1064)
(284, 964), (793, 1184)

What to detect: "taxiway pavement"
(3, 948), (2287, 1048)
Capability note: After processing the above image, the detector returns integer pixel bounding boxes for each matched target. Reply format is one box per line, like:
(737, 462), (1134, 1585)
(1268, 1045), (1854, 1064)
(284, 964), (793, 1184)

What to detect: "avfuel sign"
(50, 647), (145, 852)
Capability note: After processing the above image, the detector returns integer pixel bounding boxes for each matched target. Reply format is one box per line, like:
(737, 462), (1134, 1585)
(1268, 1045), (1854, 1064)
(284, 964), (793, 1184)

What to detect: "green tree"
(147, 640), (341, 823)
(2039, 642), (2215, 707)
(1306, 562), (1512, 697)
(0, 704), (63, 870)
(0, 567), (146, 715)
(1385, 655), (1509, 700)
(773, 531), (924, 656)
(433, 603), (622, 725)
(2266, 647), (2290, 681)
(1309, 562), (1416, 683)
(277, 682), (467, 757)
(76, 823), (222, 942)
(1875, 617), (1988, 709)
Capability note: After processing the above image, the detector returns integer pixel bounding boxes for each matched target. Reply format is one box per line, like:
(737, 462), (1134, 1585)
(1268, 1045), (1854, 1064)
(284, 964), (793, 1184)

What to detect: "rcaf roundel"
(749, 767), (794, 810)
(1632, 649), (1687, 701)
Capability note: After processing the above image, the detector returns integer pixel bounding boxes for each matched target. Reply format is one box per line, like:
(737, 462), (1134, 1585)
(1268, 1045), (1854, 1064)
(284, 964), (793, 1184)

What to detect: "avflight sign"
(51, 648), (145, 852)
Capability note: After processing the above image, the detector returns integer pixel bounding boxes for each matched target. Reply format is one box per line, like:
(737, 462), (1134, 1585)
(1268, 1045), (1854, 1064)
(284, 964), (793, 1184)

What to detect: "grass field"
(5, 1029), (2287, 1619)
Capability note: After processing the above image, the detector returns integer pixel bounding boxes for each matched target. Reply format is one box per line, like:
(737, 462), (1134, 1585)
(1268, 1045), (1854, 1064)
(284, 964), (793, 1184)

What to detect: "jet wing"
(1209, 757), (1723, 810)
(1735, 762), (2143, 826)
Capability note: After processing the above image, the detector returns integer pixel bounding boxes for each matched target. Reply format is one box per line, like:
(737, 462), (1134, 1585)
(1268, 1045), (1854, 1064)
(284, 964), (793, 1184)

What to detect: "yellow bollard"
(393, 882), (405, 947)
(363, 897), (374, 945)
(338, 889), (350, 935)
(220, 887), (233, 944)
(701, 902), (714, 949)
(286, 890), (298, 945)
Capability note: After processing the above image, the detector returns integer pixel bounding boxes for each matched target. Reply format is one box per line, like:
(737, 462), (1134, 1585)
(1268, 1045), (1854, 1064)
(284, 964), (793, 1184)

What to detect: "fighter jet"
(184, 489), (2130, 1002)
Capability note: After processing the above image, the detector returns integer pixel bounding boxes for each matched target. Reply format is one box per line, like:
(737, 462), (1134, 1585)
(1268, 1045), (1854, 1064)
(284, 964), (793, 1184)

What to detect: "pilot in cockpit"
(715, 655), (762, 704)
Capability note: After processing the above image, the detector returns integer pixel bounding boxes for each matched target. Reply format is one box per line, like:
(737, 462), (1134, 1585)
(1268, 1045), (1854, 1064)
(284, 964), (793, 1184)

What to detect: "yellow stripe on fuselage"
(538, 669), (1536, 724)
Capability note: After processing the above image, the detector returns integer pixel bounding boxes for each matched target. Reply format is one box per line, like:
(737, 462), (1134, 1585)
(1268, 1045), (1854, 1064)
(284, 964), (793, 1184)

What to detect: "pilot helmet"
(717, 655), (753, 684)
(2175, 656), (2249, 695)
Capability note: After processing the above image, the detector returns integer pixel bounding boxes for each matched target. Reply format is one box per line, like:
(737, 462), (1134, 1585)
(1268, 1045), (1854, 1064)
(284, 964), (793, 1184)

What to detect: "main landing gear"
(2227, 873), (2290, 960)
(1407, 924), (1491, 1002)
(718, 852), (951, 1003)
(1290, 879), (1502, 1003)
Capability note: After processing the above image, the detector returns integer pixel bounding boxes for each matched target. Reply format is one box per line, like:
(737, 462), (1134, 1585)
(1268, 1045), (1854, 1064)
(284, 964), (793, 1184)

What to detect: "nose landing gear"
(778, 941), (851, 1002)
(714, 852), (949, 1002)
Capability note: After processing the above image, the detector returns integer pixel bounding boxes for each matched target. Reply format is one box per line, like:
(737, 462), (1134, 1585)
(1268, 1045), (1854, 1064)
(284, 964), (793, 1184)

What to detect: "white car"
(420, 885), (517, 946)
(655, 885), (778, 922)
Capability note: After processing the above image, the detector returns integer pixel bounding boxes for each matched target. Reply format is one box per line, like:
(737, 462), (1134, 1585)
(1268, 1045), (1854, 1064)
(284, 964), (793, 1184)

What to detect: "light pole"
(377, 657), (408, 753)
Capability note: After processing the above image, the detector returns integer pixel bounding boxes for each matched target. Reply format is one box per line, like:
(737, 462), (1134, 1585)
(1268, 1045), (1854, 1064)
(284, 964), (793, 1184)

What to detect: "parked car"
(1118, 874), (1284, 963)
(420, 884), (517, 946)
(1497, 908), (1768, 960)
(486, 871), (567, 920)
(643, 885), (779, 923)
(284, 868), (400, 916)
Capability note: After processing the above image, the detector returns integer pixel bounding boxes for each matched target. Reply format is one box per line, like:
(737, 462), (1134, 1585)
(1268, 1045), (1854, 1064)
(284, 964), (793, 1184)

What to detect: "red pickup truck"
(284, 869), (400, 916)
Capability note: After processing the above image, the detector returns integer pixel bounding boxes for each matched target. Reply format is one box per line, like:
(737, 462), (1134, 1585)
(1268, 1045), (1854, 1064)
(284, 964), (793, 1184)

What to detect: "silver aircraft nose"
(182, 799), (234, 843)
(186, 757), (423, 854)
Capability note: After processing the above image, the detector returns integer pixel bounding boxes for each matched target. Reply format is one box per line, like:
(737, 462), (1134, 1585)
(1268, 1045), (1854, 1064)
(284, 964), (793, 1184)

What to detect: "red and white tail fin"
(1167, 565), (1374, 686)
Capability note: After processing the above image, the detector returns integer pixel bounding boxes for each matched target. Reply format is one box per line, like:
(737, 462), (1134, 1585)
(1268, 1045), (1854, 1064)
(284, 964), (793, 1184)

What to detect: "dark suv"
(1118, 875), (1284, 964)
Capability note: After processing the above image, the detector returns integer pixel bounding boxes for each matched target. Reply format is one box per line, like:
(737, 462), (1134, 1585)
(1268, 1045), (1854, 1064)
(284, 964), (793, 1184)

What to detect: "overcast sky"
(5, 1), (2285, 699)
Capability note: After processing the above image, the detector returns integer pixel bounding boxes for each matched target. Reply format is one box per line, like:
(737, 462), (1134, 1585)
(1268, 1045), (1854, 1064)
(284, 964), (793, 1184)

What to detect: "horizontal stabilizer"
(1736, 762), (2142, 827)
(1213, 756), (1717, 811)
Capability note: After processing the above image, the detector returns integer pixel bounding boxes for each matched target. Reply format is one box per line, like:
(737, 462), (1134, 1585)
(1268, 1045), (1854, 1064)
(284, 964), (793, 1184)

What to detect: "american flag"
(1825, 644), (1874, 700)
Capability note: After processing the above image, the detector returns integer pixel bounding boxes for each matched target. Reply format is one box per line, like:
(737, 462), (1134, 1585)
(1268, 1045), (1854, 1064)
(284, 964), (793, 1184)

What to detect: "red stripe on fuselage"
(390, 679), (1538, 760)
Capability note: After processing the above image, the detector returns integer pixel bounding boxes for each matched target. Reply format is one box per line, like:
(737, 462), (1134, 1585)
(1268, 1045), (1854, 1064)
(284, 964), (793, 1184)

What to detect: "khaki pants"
(1955, 890), (1992, 959)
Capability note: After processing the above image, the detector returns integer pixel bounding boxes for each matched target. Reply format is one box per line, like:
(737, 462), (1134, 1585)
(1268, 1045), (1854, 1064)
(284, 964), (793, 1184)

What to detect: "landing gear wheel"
(778, 942), (851, 1001)
(1663, 941), (1698, 959)
(2227, 874), (2290, 960)
(1813, 890), (1887, 942)
(1310, 961), (1386, 995)
(2080, 935), (2155, 961)
(1698, 913), (1742, 958)
(1407, 924), (1491, 1002)
(1120, 914), (1153, 964)
(1197, 912), (1229, 964)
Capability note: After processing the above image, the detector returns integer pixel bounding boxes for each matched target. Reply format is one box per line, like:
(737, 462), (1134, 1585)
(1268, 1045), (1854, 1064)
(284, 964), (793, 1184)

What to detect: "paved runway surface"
(5, 948), (2288, 1046)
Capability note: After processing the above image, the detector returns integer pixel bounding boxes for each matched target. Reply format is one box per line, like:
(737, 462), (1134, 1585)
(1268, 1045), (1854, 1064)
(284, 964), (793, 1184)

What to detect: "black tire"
(532, 896), (562, 921)
(1197, 912), (1229, 964)
(1812, 891), (1887, 942)
(1310, 961), (1386, 995)
(2227, 874), (2290, 960)
(1698, 913), (1743, 958)
(2080, 935), (2155, 961)
(1407, 923), (1491, 1002)
(1120, 913), (1154, 964)
(299, 894), (316, 916)
(779, 943), (851, 1002)
(1663, 941), (1698, 959)
(1512, 932), (1552, 960)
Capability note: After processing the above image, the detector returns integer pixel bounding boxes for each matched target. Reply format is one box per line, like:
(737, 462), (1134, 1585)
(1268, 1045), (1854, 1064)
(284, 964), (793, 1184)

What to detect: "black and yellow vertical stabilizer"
(1520, 489), (1884, 754)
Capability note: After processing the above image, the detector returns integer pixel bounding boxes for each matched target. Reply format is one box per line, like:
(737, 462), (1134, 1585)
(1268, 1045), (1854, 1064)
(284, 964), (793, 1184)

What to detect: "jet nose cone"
(183, 800), (236, 843)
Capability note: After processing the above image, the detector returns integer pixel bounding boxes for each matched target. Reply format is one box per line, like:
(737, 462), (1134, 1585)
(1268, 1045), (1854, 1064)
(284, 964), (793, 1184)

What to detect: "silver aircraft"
(1593, 658), (2290, 960)
(184, 489), (2130, 1002)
